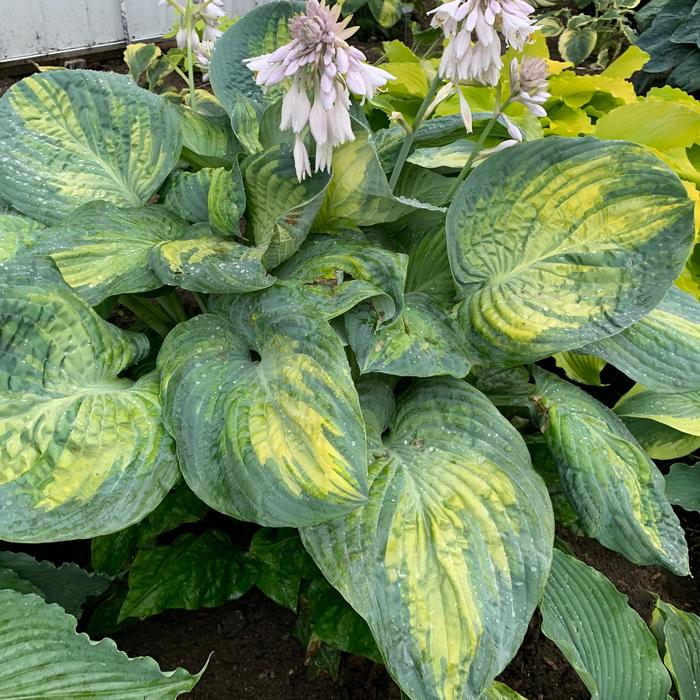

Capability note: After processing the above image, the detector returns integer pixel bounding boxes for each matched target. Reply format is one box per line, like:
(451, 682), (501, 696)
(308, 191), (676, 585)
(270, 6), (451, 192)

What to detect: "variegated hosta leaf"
(624, 417), (700, 460)
(29, 202), (272, 301)
(162, 169), (212, 223)
(275, 233), (408, 325)
(532, 368), (689, 575)
(149, 236), (275, 294)
(541, 549), (672, 700)
(368, 0), (402, 27)
(0, 262), (179, 542)
(615, 386), (700, 437)
(583, 287), (700, 393)
(210, 1), (301, 152)
(312, 130), (445, 233)
(553, 351), (606, 386)
(163, 165), (245, 237)
(0, 589), (201, 698)
(158, 287), (368, 527)
(29, 202), (190, 303)
(651, 599), (700, 700)
(0, 211), (44, 262)
(208, 165), (246, 236)
(447, 137), (695, 366)
(173, 100), (241, 168)
(242, 144), (330, 268)
(302, 378), (554, 700)
(0, 70), (182, 224)
(483, 682), (528, 700)
(345, 293), (471, 378)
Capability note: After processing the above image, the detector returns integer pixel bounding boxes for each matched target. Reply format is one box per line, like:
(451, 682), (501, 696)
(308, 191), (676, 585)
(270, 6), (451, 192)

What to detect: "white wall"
(0, 0), (267, 63)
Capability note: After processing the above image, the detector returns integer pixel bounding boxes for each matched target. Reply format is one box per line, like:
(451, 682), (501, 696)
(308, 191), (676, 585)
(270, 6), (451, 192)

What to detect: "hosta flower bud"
(245, 0), (394, 180)
(509, 57), (549, 117)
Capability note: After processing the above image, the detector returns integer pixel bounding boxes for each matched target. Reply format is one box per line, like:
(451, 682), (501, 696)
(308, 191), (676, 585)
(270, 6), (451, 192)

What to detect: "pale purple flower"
(509, 57), (549, 117)
(176, 24), (200, 51)
(195, 39), (214, 81)
(245, 0), (393, 180)
(429, 0), (536, 86)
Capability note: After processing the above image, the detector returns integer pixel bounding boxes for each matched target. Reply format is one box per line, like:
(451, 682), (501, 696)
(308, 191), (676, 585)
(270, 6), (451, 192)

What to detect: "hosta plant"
(0, 0), (698, 698)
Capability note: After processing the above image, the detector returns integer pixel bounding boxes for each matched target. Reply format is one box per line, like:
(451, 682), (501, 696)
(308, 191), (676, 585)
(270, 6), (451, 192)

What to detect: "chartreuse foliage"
(0, 13), (698, 700)
(302, 378), (554, 700)
(0, 260), (179, 543)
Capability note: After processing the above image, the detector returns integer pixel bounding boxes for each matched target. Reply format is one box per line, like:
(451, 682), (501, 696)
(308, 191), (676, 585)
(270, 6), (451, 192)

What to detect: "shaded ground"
(110, 515), (699, 700)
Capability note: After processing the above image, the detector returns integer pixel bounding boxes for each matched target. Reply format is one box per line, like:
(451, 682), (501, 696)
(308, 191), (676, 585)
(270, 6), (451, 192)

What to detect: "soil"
(106, 513), (699, 700)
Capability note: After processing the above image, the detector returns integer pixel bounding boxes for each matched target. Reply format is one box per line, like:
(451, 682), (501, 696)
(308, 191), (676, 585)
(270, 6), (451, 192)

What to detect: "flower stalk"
(387, 72), (442, 191)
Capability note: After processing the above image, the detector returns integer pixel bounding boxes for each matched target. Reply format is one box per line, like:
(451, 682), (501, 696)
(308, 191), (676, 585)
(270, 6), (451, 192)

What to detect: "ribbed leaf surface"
(615, 387), (700, 436)
(447, 137), (694, 365)
(0, 70), (181, 224)
(158, 287), (368, 527)
(652, 599), (700, 700)
(533, 368), (688, 575)
(0, 262), (178, 542)
(0, 589), (201, 698)
(302, 378), (554, 700)
(541, 549), (671, 700)
(584, 287), (700, 392)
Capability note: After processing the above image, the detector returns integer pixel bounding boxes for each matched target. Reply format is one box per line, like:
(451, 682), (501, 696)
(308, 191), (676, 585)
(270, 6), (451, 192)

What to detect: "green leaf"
(582, 287), (700, 393)
(532, 368), (689, 575)
(0, 211), (44, 262)
(303, 577), (383, 663)
(162, 169), (212, 223)
(651, 599), (700, 700)
(91, 485), (209, 576)
(149, 235), (275, 294)
(540, 549), (672, 700)
(255, 562), (301, 611)
(596, 99), (700, 152)
(558, 27), (598, 64)
(553, 351), (606, 386)
(345, 293), (471, 378)
(624, 417), (700, 460)
(0, 589), (202, 698)
(119, 530), (255, 621)
(313, 130), (443, 232)
(276, 233), (408, 325)
(32, 202), (272, 301)
(175, 101), (240, 169)
(210, 1), (302, 152)
(249, 528), (319, 579)
(399, 224), (456, 304)
(615, 386), (700, 436)
(242, 144), (330, 267)
(483, 681), (528, 700)
(368, 0), (402, 26)
(158, 287), (368, 527)
(0, 70), (182, 224)
(302, 378), (554, 700)
(0, 551), (110, 618)
(0, 262), (179, 542)
(665, 462), (700, 512)
(124, 43), (162, 82)
(447, 137), (695, 366)
(208, 165), (245, 236)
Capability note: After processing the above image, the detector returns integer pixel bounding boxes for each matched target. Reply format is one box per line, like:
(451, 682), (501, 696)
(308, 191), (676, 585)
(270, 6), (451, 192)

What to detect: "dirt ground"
(108, 516), (699, 700)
